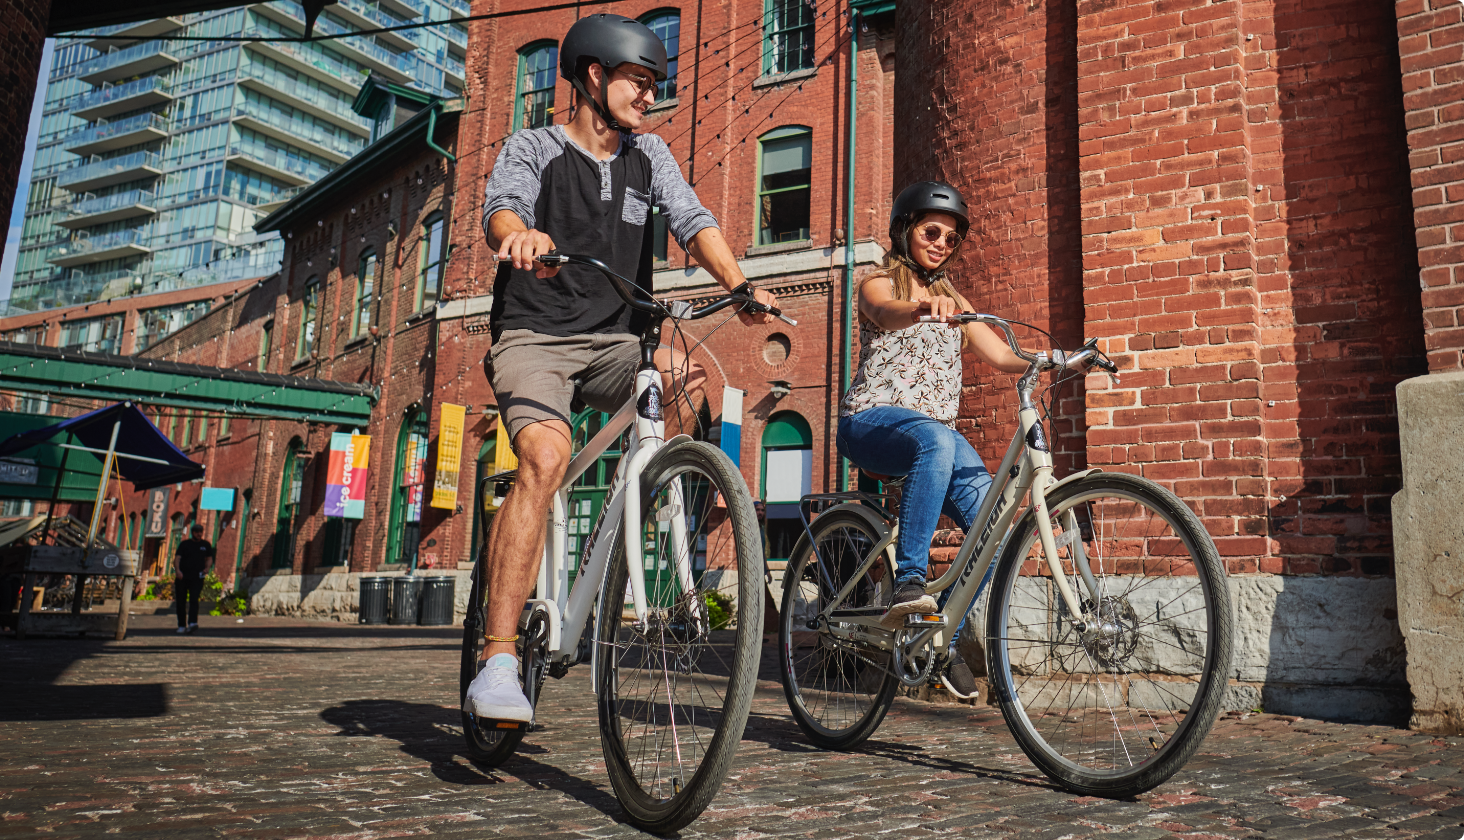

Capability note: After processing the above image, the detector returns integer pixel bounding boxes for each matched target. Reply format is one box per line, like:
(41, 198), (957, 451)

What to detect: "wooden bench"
(13, 546), (139, 640)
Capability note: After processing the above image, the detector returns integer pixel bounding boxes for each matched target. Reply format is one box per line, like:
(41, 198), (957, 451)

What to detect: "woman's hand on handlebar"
(498, 228), (560, 278)
(912, 295), (962, 327)
(738, 287), (780, 326)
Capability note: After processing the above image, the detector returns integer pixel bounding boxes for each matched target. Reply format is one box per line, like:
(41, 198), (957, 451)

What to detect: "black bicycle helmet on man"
(559, 13), (669, 132)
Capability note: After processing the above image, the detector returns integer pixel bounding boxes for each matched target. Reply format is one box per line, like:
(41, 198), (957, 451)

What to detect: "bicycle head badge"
(560, 14), (668, 132)
(637, 377), (664, 422)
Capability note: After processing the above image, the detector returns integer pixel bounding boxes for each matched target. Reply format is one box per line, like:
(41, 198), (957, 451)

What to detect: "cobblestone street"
(3, 615), (1463, 839)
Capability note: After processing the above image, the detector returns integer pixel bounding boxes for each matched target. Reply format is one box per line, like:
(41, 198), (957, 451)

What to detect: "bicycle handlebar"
(495, 252), (797, 326)
(916, 313), (1120, 378)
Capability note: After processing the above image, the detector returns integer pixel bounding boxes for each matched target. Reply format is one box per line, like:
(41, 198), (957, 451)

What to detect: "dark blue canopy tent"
(0, 402), (203, 491)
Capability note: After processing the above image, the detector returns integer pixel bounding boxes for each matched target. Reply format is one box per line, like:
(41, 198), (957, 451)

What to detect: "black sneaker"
(879, 583), (938, 629)
(940, 650), (981, 700)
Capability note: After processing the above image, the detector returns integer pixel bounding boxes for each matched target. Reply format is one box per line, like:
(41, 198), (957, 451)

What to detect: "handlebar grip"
(1095, 357), (1118, 374)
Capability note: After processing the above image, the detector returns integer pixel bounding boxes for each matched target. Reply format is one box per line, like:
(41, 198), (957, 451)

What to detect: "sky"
(0, 39), (55, 306)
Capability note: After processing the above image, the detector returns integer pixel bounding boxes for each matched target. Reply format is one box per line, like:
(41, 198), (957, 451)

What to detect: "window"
(760, 411), (813, 561)
(273, 440), (302, 569)
(417, 216), (445, 312)
(372, 93), (397, 142)
(641, 12), (680, 102)
(353, 251), (377, 337)
(16, 393), (49, 415)
(514, 43), (557, 130)
(181, 412), (193, 447)
(757, 126), (813, 245)
(765, 0), (815, 75)
(196, 413), (208, 445)
(387, 409), (429, 567)
(219, 413), (231, 439)
(258, 319), (273, 371)
(296, 277), (319, 360)
(58, 314), (124, 353)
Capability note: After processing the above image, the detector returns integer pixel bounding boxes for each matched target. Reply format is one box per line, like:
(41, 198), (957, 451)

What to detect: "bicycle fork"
(1019, 406), (1098, 629)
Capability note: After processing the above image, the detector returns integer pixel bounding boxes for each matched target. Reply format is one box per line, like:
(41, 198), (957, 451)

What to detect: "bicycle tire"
(778, 508), (900, 749)
(460, 558), (533, 766)
(593, 440), (764, 833)
(985, 471), (1233, 797)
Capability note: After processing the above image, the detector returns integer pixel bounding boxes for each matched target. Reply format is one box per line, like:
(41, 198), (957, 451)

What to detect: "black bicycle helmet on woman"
(888, 180), (971, 279)
(559, 13), (669, 132)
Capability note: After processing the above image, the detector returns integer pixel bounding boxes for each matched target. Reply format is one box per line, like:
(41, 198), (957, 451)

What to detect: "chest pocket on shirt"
(622, 186), (650, 226)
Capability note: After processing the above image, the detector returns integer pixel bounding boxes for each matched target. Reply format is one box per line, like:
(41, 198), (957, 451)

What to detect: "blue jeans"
(836, 406), (992, 651)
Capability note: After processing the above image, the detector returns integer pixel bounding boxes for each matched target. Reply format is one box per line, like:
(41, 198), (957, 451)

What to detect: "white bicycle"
(461, 252), (794, 832)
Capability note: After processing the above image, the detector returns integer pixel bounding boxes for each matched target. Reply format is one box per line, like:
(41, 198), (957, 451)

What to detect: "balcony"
(251, 3), (415, 84)
(57, 190), (159, 229)
(443, 0), (470, 19)
(47, 230), (152, 267)
(81, 16), (184, 51)
(443, 22), (468, 53)
(238, 63), (370, 136)
(77, 41), (181, 85)
(232, 101), (363, 163)
(377, 0), (423, 19)
(71, 76), (175, 122)
(245, 34), (370, 96)
(226, 141), (335, 186)
(57, 151), (165, 193)
(63, 112), (170, 156)
(331, 0), (419, 51)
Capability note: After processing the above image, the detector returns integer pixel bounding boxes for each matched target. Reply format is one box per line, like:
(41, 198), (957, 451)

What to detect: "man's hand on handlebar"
(738, 287), (779, 326)
(498, 229), (560, 279)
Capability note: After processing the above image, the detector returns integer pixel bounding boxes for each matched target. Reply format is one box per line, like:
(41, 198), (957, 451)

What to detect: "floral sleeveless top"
(840, 306), (963, 427)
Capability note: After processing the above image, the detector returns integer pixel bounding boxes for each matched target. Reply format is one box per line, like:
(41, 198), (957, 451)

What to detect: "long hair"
(879, 212), (964, 303)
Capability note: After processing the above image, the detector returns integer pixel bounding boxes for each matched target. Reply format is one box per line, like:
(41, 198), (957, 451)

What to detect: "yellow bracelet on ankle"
(485, 634), (519, 643)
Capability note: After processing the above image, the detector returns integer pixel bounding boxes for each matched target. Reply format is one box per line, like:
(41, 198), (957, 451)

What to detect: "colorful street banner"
(324, 432), (371, 519)
(144, 487), (170, 537)
(430, 403), (466, 510)
(493, 415), (518, 474)
(200, 487), (235, 511)
(720, 386), (744, 467)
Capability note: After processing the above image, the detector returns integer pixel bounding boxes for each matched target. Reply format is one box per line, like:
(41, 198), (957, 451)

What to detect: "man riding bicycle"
(466, 13), (778, 725)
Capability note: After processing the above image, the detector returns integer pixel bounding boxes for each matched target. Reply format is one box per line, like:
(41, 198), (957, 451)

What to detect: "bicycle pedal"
(904, 614), (947, 627)
(474, 716), (531, 732)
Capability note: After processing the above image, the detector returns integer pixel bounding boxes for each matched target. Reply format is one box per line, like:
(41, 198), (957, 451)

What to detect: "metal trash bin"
(418, 575), (456, 626)
(358, 576), (389, 625)
(389, 575), (422, 625)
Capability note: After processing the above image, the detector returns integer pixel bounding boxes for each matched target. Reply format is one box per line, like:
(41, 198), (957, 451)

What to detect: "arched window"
(756, 126), (812, 245)
(514, 42), (558, 130)
(640, 11), (680, 102)
(353, 250), (377, 337)
(567, 408), (629, 584)
(764, 0), (814, 75)
(295, 276), (319, 361)
(272, 438), (303, 569)
(416, 215), (445, 312)
(761, 410), (813, 562)
(387, 408), (429, 568)
(234, 489), (252, 582)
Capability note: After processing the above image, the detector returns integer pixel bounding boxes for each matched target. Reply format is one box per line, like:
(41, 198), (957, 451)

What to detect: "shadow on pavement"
(0, 682), (168, 721)
(319, 698), (629, 825)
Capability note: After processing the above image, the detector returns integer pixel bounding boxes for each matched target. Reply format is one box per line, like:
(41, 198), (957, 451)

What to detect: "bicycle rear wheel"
(986, 472), (1233, 797)
(594, 440), (763, 833)
(779, 508), (899, 749)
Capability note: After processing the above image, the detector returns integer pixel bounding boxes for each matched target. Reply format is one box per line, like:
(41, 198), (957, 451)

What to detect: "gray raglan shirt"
(482, 125), (717, 341)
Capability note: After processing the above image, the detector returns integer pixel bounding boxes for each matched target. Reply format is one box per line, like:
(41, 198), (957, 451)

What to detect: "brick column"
(894, 0), (1086, 474)
(0, 0), (48, 241)
(1398, 0), (1464, 372)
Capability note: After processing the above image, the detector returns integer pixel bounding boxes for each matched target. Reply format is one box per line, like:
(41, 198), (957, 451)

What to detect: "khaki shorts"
(486, 330), (640, 444)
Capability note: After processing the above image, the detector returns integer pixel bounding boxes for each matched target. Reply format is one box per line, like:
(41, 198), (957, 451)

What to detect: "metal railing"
(239, 61), (371, 128)
(234, 100), (365, 160)
(57, 151), (163, 189)
(63, 189), (158, 220)
(62, 112), (170, 150)
(69, 76), (172, 113)
(75, 40), (176, 78)
(229, 139), (337, 182)
(47, 229), (151, 263)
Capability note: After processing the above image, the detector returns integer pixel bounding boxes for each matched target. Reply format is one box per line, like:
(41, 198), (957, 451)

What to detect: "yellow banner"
(493, 414), (519, 473)
(430, 403), (466, 509)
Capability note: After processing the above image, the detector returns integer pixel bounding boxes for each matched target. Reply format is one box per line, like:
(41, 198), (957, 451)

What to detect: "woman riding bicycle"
(837, 181), (1035, 699)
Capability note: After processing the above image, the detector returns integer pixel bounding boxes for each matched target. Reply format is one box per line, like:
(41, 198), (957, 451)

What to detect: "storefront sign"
(200, 487), (235, 511)
(324, 432), (371, 519)
(144, 487), (170, 537)
(430, 403), (465, 510)
(0, 458), (38, 485)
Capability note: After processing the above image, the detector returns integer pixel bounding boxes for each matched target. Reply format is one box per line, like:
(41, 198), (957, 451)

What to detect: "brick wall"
(0, 0), (49, 239)
(1398, 0), (1464, 372)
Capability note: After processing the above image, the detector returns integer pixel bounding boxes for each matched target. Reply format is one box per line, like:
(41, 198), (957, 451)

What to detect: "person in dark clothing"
(174, 523), (215, 634)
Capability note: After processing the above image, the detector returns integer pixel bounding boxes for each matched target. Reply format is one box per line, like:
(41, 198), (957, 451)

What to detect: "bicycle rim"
(595, 441), (763, 832)
(780, 510), (899, 748)
(988, 473), (1232, 795)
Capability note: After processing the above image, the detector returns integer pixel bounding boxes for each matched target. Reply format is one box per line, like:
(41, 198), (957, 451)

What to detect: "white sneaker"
(463, 660), (533, 723)
(176, 626), (188, 634)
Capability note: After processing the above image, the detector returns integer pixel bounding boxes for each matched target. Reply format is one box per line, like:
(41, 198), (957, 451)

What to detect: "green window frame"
(416, 215), (445, 312)
(756, 126), (813, 246)
(195, 412), (208, 445)
(233, 489), (251, 585)
(386, 408), (429, 568)
(219, 413), (231, 439)
(258, 319), (273, 372)
(353, 250), (377, 337)
(181, 411), (193, 447)
(513, 42), (558, 131)
(272, 439), (302, 569)
(295, 277), (319, 361)
(764, 0), (815, 76)
(641, 11), (680, 102)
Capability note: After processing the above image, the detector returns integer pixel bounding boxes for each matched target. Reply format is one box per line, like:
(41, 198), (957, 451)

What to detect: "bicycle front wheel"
(779, 508), (899, 749)
(594, 440), (764, 833)
(986, 471), (1233, 797)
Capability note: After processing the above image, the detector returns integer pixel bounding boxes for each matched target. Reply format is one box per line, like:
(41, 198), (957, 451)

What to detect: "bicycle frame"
(817, 357), (1107, 660)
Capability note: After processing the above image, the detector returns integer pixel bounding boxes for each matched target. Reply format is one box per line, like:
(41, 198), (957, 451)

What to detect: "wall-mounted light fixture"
(770, 380), (793, 399)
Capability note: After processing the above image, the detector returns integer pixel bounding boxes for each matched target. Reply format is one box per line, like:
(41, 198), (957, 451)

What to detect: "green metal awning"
(0, 342), (377, 427)
(0, 411), (111, 502)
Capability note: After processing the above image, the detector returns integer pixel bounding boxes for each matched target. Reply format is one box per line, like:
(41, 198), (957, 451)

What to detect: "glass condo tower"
(8, 2), (467, 316)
